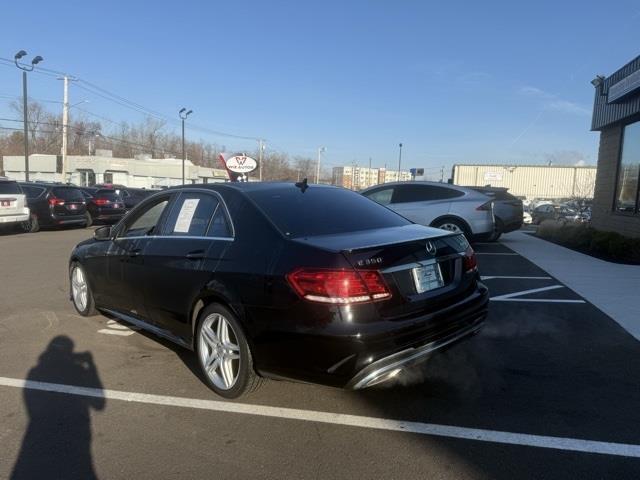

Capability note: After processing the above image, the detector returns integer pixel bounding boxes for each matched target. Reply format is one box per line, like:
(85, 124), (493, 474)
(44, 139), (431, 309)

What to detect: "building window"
(615, 121), (640, 213)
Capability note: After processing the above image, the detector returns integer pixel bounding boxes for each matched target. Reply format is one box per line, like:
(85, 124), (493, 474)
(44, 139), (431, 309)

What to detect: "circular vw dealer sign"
(225, 155), (258, 174)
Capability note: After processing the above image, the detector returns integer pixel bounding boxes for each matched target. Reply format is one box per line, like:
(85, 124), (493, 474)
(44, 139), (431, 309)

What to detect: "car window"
(391, 184), (464, 203)
(207, 205), (232, 238)
(0, 182), (22, 194)
(364, 188), (393, 205)
(162, 192), (220, 237)
(20, 185), (45, 199)
(121, 197), (171, 237)
(246, 185), (410, 238)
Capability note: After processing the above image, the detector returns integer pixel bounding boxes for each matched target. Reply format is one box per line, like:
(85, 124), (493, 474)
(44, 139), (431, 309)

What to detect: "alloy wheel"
(198, 313), (241, 390)
(438, 222), (463, 233)
(71, 266), (88, 312)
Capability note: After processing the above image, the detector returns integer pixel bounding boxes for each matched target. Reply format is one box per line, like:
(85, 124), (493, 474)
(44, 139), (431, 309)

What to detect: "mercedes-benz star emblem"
(425, 241), (436, 255)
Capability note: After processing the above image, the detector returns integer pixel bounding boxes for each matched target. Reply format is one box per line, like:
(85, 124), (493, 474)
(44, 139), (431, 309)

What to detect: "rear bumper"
(93, 212), (125, 222)
(253, 282), (489, 388)
(501, 219), (523, 233)
(347, 316), (484, 389)
(0, 212), (29, 224)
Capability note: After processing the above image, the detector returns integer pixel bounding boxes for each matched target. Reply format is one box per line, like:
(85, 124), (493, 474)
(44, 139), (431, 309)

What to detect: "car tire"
(84, 212), (93, 228)
(22, 214), (39, 233)
(432, 218), (471, 240)
(195, 303), (264, 399)
(69, 262), (97, 316)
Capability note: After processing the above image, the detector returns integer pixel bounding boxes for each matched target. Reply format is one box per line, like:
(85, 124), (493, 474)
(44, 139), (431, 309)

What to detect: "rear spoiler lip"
(340, 231), (458, 253)
(290, 225), (460, 254)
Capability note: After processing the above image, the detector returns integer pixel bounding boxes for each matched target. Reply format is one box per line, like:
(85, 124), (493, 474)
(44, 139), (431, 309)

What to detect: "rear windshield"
(95, 189), (121, 200)
(246, 186), (410, 238)
(52, 187), (85, 201)
(0, 182), (21, 194)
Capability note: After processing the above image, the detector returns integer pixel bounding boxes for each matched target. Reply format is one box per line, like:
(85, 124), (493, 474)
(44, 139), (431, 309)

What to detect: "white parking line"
(0, 376), (638, 458)
(481, 276), (552, 280)
(490, 285), (586, 304)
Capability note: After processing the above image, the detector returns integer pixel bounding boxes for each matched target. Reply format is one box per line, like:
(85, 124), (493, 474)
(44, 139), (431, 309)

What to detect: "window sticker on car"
(174, 198), (200, 233)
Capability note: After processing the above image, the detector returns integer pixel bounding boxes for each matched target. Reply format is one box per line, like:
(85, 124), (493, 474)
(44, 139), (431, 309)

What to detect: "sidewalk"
(501, 231), (640, 341)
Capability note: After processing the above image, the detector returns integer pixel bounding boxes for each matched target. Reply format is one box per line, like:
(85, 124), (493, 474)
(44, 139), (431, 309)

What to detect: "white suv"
(361, 182), (495, 241)
(0, 179), (30, 230)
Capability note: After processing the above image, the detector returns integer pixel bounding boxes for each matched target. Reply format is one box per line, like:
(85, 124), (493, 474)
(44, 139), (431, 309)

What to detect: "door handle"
(185, 250), (206, 260)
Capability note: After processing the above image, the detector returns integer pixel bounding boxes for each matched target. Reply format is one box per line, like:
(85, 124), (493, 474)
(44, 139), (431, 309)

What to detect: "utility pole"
(397, 143), (403, 182)
(60, 75), (71, 183)
(316, 147), (325, 184)
(258, 139), (265, 181)
(440, 166), (444, 183)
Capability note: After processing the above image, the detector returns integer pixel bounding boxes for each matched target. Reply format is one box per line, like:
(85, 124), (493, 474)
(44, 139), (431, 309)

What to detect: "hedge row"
(536, 221), (640, 265)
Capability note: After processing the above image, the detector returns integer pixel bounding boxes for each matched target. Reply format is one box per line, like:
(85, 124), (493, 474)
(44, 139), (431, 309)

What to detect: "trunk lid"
(293, 224), (475, 320)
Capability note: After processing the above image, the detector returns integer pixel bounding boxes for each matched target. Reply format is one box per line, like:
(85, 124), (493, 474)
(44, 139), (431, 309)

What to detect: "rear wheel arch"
(430, 215), (472, 237)
(190, 292), (246, 347)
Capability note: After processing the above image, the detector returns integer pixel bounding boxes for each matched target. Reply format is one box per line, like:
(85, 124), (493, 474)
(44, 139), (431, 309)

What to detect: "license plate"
(411, 263), (445, 293)
(113, 203), (120, 209)
(69, 204), (78, 210)
(1, 201), (10, 207)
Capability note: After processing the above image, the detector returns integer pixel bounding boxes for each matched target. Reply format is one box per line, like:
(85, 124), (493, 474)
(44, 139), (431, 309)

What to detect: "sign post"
(218, 153), (259, 182)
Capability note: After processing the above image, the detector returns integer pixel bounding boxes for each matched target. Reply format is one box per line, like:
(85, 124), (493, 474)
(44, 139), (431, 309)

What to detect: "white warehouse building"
(1, 151), (229, 188)
(452, 164), (597, 200)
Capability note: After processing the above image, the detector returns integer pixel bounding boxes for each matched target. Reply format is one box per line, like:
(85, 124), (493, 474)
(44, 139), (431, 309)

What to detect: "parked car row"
(0, 178), (156, 233)
(530, 203), (591, 225)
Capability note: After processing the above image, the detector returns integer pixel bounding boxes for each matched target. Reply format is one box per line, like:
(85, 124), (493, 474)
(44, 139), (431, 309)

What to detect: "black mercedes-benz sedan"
(69, 182), (489, 398)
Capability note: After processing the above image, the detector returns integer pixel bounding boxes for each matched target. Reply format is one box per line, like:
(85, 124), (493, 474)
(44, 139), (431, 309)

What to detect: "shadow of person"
(11, 336), (105, 480)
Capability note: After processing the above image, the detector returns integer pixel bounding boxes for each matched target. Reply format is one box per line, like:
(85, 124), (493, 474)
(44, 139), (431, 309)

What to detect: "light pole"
(14, 50), (43, 182)
(397, 143), (403, 181)
(316, 146), (326, 184)
(179, 108), (193, 185)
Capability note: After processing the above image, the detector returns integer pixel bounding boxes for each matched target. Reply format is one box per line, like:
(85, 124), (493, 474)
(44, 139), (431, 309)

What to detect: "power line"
(0, 57), (263, 142)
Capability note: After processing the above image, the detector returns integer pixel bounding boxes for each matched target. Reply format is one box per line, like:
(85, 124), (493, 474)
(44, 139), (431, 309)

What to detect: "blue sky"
(1, 0), (639, 174)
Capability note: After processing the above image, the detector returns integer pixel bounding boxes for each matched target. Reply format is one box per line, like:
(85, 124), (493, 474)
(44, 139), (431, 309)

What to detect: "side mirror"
(94, 225), (112, 241)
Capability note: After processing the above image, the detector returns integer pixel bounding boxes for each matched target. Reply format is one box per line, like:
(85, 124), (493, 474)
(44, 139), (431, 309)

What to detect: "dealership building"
(1, 150), (228, 188)
(590, 55), (640, 237)
(452, 164), (597, 200)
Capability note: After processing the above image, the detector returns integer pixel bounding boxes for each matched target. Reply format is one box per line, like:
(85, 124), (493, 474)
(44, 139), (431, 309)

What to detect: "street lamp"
(14, 50), (44, 182)
(316, 146), (326, 184)
(179, 108), (193, 185)
(397, 143), (403, 181)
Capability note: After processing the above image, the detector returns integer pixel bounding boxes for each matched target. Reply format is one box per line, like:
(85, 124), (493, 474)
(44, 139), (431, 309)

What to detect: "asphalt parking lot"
(1, 227), (640, 479)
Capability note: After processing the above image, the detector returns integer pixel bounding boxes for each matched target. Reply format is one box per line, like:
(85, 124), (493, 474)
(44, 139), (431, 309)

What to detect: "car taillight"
(48, 195), (65, 206)
(476, 201), (493, 211)
(286, 268), (391, 304)
(463, 246), (477, 272)
(93, 198), (110, 206)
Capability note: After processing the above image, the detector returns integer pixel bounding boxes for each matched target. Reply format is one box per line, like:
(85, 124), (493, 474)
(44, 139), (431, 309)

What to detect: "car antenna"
(295, 177), (309, 193)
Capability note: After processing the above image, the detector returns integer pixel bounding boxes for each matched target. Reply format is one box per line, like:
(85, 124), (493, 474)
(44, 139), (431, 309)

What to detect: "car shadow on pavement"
(10, 335), (105, 480)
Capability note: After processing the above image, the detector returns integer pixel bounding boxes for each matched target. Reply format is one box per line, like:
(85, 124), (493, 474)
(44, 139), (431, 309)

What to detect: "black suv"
(79, 187), (126, 226)
(19, 183), (89, 232)
(93, 184), (154, 210)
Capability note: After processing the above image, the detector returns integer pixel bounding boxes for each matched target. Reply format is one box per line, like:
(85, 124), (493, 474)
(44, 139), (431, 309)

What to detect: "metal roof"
(591, 55), (640, 131)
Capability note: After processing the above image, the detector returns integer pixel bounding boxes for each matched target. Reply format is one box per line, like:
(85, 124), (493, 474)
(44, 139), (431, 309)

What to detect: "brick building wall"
(591, 125), (640, 237)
